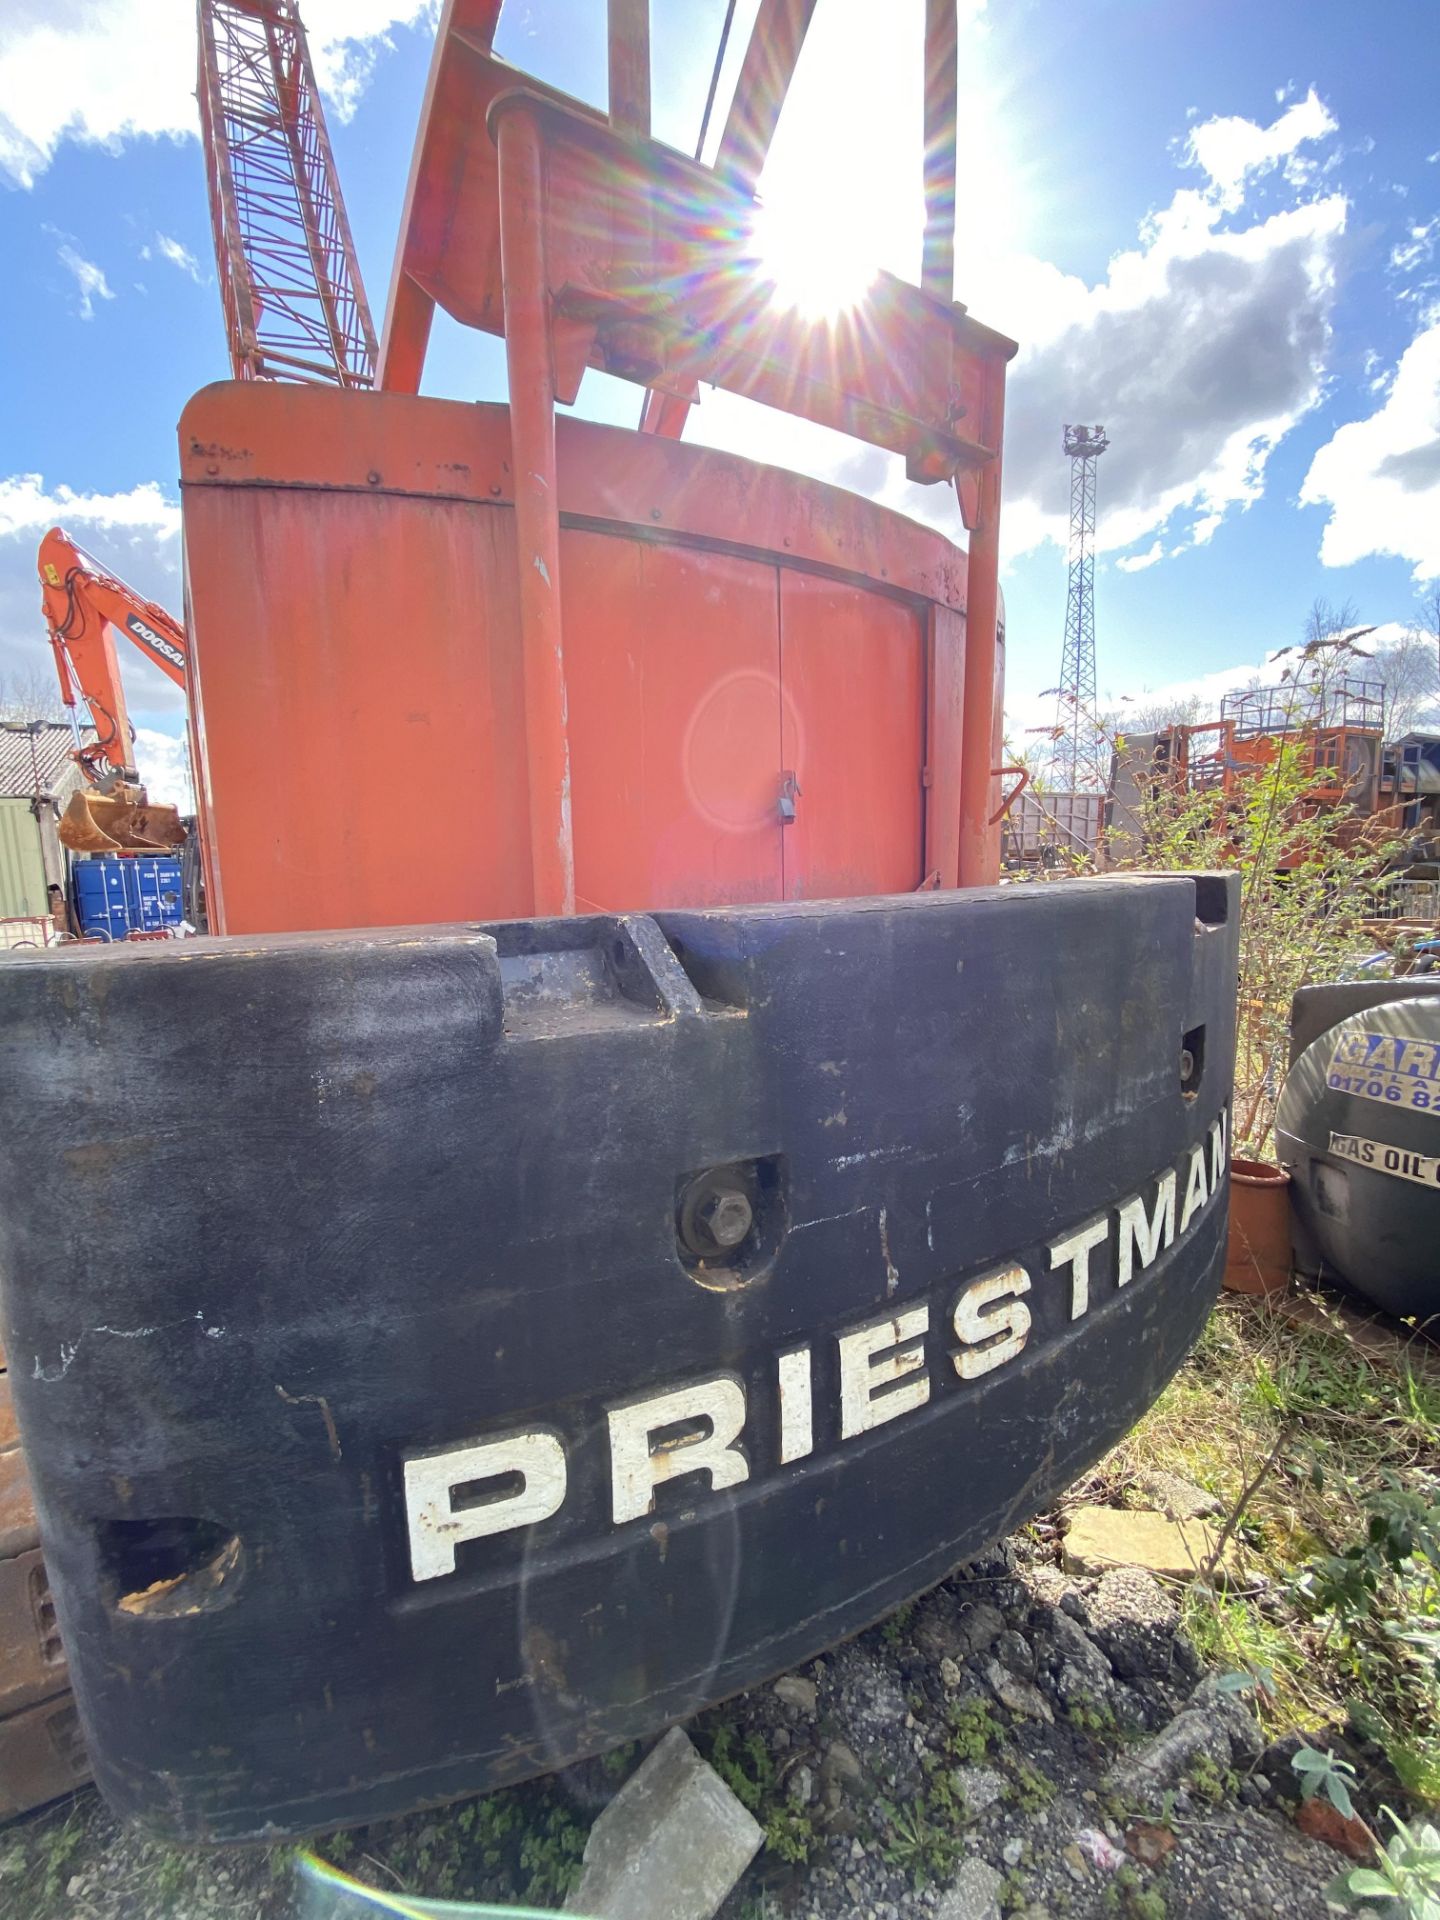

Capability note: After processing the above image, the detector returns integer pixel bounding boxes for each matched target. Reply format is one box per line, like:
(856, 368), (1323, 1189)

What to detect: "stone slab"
(1063, 1505), (1239, 1581)
(565, 1727), (762, 1920)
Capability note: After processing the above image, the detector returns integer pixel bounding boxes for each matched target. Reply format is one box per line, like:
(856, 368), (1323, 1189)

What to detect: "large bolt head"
(697, 1188), (754, 1250)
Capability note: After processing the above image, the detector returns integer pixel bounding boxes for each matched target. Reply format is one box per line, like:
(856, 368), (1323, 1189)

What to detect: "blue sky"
(2, 0), (1438, 801)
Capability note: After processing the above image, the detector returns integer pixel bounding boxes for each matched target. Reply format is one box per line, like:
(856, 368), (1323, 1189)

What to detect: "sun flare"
(752, 199), (880, 321)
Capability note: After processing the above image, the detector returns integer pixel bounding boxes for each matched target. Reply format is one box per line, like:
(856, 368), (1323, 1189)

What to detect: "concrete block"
(565, 1727), (762, 1919)
(937, 1856), (1004, 1920)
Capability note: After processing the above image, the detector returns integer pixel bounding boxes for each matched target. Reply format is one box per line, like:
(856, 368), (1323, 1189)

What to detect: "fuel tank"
(0, 872), (1236, 1838)
(1279, 980), (1440, 1316)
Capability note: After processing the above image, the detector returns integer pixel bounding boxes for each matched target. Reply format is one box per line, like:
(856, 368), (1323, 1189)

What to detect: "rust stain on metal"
(275, 1384), (342, 1462)
(117, 1535), (243, 1618)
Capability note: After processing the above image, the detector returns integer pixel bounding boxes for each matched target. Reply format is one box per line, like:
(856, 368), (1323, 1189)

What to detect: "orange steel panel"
(180, 385), (968, 606)
(778, 574), (926, 900)
(564, 533), (783, 911)
(180, 383), (982, 933)
(926, 603), (966, 889)
(183, 486), (531, 936)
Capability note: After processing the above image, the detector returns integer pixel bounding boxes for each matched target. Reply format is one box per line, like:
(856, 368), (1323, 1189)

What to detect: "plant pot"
(1224, 1157), (1293, 1295)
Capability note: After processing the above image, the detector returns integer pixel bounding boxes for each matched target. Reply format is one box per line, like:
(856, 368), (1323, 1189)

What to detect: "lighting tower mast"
(1054, 423), (1108, 787)
(198, 0), (377, 387)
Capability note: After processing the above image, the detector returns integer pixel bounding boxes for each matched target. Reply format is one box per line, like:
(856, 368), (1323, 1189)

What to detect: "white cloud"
(1183, 87), (1337, 212)
(1301, 319), (1440, 583)
(55, 242), (114, 321)
(1392, 221), (1438, 274)
(0, 0), (439, 188)
(133, 726), (194, 812)
(0, 473), (179, 541)
(928, 185), (1346, 567)
(1115, 541), (1164, 574)
(153, 232), (201, 282)
(688, 81), (1347, 579)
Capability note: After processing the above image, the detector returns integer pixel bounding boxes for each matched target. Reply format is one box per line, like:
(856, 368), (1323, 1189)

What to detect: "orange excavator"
(38, 528), (189, 855)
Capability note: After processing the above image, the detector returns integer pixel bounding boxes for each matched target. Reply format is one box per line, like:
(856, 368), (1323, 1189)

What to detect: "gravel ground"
(0, 1528), (1360, 1919)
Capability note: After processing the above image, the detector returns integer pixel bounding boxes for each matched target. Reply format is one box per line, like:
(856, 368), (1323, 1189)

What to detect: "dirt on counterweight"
(0, 1529), (1355, 1920)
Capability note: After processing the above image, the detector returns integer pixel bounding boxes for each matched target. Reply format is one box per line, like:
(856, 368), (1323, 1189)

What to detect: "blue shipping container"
(73, 856), (184, 940)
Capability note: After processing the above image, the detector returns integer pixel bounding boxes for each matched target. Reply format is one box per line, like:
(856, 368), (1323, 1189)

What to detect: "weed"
(1330, 1809), (1440, 1917)
(702, 1718), (821, 1869)
(474, 1794), (523, 1871)
(1183, 1753), (1236, 1808)
(1180, 1591), (1298, 1699)
(706, 1720), (771, 1813)
(1066, 1691), (1117, 1739)
(267, 1844), (298, 1882)
(1008, 1757), (1055, 1811)
(999, 1865), (1029, 1911)
(736, 1893), (782, 1920)
(1074, 1293), (1440, 1808)
(1293, 1746), (1359, 1818)
(516, 1801), (586, 1907)
(880, 1601), (916, 1649)
(762, 1807), (817, 1866)
(148, 1850), (188, 1902)
(29, 1815), (87, 1904)
(599, 1740), (639, 1782)
(1103, 1863), (1167, 1918)
(875, 1796), (962, 1887)
(945, 1696), (1004, 1764)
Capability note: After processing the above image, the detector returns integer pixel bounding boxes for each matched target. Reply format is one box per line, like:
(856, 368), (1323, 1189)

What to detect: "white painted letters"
(404, 1430), (567, 1583)
(837, 1308), (930, 1439)
(1208, 1110), (1227, 1192)
(777, 1347), (815, 1463)
(398, 1130), (1232, 1583)
(951, 1265), (1032, 1379)
(1117, 1171), (1176, 1286)
(608, 1377), (750, 1525)
(1047, 1217), (1109, 1320)
(1179, 1145), (1210, 1233)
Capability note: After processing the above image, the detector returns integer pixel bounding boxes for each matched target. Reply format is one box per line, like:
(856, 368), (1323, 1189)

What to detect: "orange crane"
(0, 0), (1241, 1851)
(37, 528), (188, 854)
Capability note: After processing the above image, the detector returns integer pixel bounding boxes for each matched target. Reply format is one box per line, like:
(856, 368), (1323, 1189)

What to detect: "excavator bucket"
(58, 788), (185, 856)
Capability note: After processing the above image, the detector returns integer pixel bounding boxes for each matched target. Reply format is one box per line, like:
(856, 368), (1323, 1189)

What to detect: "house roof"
(0, 721), (94, 800)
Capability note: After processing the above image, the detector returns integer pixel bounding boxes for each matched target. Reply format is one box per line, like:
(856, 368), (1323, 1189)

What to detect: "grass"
(1069, 1296), (1440, 1803)
(308, 1773), (594, 1908)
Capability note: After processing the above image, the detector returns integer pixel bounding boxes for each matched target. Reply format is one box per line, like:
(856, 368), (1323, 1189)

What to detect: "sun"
(752, 196), (880, 322)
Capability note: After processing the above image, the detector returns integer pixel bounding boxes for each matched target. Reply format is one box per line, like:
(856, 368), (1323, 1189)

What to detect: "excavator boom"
(37, 528), (189, 854)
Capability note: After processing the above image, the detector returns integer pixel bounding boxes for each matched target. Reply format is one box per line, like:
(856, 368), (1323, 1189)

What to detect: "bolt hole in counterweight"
(675, 1158), (787, 1289)
(99, 1517), (245, 1618)
(1180, 1024), (1206, 1100)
